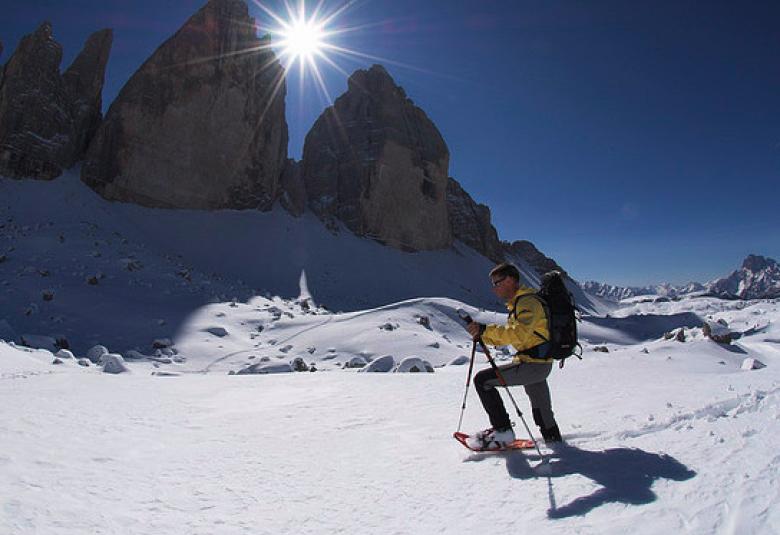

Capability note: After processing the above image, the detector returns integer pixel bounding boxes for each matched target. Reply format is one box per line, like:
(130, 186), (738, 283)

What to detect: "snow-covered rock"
(55, 349), (75, 359)
(703, 321), (732, 344)
(203, 327), (228, 337)
(86, 344), (109, 363)
(360, 355), (395, 373)
(101, 353), (129, 374)
(741, 358), (766, 371)
(77, 358), (90, 367)
(393, 357), (434, 373)
(236, 362), (293, 375)
(448, 355), (470, 366)
(344, 356), (368, 369)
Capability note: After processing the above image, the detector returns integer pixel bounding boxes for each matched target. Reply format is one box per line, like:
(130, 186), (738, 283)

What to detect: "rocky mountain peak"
(302, 64), (451, 251)
(82, 0), (288, 210)
(0, 22), (111, 180)
(742, 254), (775, 273)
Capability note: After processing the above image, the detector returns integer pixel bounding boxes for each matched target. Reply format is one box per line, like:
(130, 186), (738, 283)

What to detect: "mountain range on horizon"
(581, 254), (780, 301)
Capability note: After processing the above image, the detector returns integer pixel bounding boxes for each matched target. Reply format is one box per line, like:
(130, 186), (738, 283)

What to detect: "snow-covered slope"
(1, 172), (587, 355)
(1, 295), (779, 534)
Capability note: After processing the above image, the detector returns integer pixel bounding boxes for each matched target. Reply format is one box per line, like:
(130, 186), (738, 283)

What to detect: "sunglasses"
(491, 276), (507, 287)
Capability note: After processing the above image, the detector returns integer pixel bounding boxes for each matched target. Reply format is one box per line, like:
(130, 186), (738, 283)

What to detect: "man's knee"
(474, 369), (495, 391)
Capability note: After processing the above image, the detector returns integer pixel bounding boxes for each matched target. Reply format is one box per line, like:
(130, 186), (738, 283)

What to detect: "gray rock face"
(279, 159), (306, 216)
(82, 0), (288, 210)
(63, 29), (113, 165)
(447, 177), (503, 262)
(0, 24), (112, 180)
(503, 240), (566, 277)
(302, 64), (451, 251)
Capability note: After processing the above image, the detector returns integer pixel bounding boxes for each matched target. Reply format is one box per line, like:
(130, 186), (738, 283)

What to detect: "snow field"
(2, 322), (779, 534)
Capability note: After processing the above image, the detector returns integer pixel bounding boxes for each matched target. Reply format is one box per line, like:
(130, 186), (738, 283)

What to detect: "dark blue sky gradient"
(2, 0), (778, 286)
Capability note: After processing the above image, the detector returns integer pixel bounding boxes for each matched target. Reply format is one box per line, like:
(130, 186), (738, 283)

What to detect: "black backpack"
(516, 271), (582, 366)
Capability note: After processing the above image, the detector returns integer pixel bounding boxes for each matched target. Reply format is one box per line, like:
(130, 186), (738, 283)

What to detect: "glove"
(466, 321), (486, 340)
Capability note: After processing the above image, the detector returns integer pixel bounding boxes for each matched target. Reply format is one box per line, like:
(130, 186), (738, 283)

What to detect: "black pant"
(474, 361), (557, 431)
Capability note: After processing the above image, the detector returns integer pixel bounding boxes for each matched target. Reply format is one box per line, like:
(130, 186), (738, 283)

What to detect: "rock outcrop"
(62, 29), (113, 164)
(301, 64), (451, 251)
(447, 177), (503, 262)
(82, 0), (288, 210)
(0, 24), (111, 179)
(503, 240), (566, 277)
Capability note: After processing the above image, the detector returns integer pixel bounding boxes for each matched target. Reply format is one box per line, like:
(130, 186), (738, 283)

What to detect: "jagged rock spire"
(82, 0), (288, 210)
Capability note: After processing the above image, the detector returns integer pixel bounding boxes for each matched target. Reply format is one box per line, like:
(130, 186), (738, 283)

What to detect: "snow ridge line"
(614, 386), (780, 441)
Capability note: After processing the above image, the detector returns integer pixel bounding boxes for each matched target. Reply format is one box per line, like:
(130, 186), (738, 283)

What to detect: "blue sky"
(2, 0), (778, 286)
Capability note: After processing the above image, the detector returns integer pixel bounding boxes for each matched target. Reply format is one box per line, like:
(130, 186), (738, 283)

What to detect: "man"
(465, 262), (562, 450)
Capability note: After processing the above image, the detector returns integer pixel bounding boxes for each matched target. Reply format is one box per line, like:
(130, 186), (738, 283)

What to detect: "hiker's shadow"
(504, 443), (696, 519)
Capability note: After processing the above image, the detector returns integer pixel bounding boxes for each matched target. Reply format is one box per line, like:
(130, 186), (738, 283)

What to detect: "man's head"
(489, 263), (521, 301)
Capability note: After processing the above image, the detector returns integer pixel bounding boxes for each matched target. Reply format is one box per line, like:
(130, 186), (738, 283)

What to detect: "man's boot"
(533, 408), (562, 443)
(541, 424), (562, 443)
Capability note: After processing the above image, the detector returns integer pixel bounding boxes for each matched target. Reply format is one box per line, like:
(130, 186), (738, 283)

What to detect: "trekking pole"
(476, 336), (548, 463)
(455, 339), (478, 432)
(458, 310), (549, 464)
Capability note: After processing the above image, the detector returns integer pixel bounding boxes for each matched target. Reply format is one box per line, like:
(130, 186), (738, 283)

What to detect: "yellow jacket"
(482, 287), (551, 363)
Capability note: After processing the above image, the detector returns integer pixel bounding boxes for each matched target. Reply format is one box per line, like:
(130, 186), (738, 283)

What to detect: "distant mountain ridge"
(708, 254), (780, 300)
(581, 254), (780, 301)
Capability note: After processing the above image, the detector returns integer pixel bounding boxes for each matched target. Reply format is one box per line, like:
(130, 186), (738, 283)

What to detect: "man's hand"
(466, 321), (486, 340)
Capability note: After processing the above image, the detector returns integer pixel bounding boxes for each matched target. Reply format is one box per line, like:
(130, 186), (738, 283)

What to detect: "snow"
(2, 293), (780, 533)
(2, 173), (780, 533)
(101, 353), (129, 374)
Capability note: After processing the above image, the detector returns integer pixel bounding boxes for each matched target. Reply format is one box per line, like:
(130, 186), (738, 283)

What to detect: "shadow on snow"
(468, 442), (696, 519)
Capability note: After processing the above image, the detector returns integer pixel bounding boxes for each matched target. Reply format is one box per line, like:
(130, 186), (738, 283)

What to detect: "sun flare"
(278, 18), (327, 62)
(251, 0), (405, 105)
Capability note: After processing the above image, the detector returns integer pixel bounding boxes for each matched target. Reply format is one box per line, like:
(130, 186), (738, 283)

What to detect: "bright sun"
(278, 18), (327, 62)
(255, 0), (340, 74)
(251, 0), (397, 105)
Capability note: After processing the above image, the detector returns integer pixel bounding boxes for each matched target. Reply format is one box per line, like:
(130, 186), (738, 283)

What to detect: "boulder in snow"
(703, 322), (732, 344)
(448, 355), (470, 366)
(593, 346), (609, 353)
(394, 357), (434, 373)
(203, 326), (228, 337)
(741, 358), (766, 371)
(290, 357), (309, 372)
(360, 355), (395, 373)
(86, 344), (109, 363)
(55, 349), (74, 359)
(77, 358), (90, 367)
(102, 353), (129, 374)
(236, 362), (293, 375)
(344, 356), (368, 369)
(52, 358), (63, 365)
